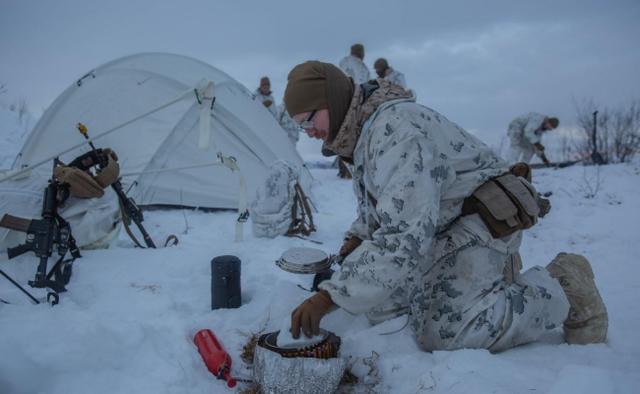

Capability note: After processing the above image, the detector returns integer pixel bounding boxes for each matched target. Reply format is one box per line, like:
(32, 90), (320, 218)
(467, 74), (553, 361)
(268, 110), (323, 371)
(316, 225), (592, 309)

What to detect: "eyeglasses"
(298, 110), (317, 130)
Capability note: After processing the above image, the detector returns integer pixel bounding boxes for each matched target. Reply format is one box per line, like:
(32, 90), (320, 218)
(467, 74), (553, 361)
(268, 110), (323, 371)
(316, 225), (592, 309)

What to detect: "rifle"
(0, 160), (81, 302)
(529, 159), (584, 169)
(75, 123), (156, 248)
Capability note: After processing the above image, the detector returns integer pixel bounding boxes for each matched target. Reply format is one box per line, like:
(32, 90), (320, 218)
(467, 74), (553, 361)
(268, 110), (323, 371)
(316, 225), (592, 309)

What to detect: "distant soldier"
(507, 113), (559, 164)
(337, 44), (371, 178)
(374, 58), (407, 89)
(339, 43), (371, 85)
(255, 76), (277, 117)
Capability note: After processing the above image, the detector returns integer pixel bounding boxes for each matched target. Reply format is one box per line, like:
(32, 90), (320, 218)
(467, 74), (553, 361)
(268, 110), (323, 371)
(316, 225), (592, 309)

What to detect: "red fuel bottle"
(194, 329), (237, 388)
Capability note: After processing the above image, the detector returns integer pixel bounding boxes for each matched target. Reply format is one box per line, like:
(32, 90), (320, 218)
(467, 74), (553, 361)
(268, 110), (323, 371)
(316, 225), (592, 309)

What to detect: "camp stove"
(253, 329), (346, 394)
(258, 329), (341, 359)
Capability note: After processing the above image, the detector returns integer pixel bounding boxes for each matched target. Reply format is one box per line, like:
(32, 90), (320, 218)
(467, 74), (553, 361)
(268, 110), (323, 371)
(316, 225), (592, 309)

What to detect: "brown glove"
(291, 290), (335, 339)
(262, 99), (273, 108)
(54, 166), (104, 198)
(509, 162), (532, 182)
(94, 148), (120, 188)
(339, 235), (362, 257)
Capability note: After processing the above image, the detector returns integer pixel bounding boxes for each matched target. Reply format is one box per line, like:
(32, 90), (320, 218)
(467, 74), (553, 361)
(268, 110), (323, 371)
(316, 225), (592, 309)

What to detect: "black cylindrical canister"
(211, 255), (241, 310)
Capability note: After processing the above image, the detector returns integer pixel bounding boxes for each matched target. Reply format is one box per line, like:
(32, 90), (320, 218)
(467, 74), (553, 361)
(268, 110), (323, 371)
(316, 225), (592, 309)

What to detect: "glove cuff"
(314, 290), (335, 309)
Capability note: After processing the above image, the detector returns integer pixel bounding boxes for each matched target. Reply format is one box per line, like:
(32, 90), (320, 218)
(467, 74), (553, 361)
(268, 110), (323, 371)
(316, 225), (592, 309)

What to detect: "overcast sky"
(1, 0), (639, 145)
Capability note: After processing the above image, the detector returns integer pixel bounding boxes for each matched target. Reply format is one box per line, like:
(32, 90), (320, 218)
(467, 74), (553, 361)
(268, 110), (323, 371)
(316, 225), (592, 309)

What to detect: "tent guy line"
(119, 161), (226, 178)
(0, 85), (197, 184)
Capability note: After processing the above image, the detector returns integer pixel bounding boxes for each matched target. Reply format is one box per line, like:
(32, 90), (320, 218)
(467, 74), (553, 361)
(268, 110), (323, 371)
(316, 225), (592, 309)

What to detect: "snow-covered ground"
(1, 155), (639, 393)
(0, 98), (639, 393)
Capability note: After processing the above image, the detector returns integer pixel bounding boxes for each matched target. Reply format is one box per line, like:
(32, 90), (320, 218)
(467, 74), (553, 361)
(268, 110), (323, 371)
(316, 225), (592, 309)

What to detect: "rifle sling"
(119, 199), (146, 248)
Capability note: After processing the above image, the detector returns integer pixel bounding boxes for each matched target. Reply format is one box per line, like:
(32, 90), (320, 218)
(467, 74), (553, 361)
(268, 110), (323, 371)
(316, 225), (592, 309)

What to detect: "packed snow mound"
(0, 163), (639, 393)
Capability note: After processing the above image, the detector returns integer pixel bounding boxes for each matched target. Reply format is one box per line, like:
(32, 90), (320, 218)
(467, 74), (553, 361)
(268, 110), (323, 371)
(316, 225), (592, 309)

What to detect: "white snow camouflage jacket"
(339, 55), (371, 85)
(507, 112), (546, 146)
(320, 94), (509, 314)
(254, 89), (277, 117)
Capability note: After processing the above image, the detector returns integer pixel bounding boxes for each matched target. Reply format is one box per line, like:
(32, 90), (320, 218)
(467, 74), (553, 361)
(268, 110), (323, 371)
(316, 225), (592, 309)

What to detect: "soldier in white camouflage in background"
(339, 43), (371, 85)
(255, 76), (278, 117)
(507, 112), (559, 164)
(374, 58), (407, 89)
(336, 43), (371, 178)
(284, 61), (608, 352)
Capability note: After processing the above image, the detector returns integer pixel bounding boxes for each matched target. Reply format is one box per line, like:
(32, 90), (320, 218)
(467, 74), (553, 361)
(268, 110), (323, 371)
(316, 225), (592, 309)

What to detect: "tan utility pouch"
(53, 166), (105, 199)
(463, 173), (540, 238)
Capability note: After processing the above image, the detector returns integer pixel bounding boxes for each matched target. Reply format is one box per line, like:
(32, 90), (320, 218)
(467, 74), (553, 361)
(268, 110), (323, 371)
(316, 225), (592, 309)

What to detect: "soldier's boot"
(546, 253), (608, 344)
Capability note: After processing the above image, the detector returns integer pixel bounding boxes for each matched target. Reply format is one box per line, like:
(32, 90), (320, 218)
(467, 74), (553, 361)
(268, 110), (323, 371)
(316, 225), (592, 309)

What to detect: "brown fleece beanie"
(374, 58), (388, 72)
(546, 117), (559, 129)
(284, 61), (354, 143)
(284, 62), (327, 116)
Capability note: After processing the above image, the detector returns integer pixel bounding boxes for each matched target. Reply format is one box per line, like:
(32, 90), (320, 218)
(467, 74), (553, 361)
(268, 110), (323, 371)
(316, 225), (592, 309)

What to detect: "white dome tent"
(1, 53), (312, 247)
(13, 52), (310, 209)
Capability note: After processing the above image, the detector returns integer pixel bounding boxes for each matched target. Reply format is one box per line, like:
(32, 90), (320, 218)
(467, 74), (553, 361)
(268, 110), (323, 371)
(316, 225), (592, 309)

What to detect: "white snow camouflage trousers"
(507, 141), (536, 164)
(367, 215), (569, 352)
(368, 213), (570, 352)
